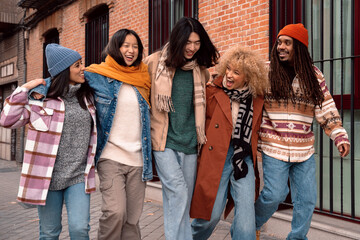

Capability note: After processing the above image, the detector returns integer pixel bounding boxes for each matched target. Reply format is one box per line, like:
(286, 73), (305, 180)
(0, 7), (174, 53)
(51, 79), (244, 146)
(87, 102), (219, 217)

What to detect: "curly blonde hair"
(216, 46), (269, 96)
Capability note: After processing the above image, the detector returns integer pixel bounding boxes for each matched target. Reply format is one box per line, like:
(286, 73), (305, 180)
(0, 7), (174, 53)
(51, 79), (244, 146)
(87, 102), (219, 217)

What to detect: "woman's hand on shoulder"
(22, 79), (46, 91)
(31, 92), (45, 100)
(206, 80), (215, 87)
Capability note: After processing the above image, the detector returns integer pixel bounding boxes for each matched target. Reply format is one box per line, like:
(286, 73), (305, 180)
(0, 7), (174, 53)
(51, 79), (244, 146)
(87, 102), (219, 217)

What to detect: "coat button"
(209, 146), (213, 150)
(215, 124), (219, 128)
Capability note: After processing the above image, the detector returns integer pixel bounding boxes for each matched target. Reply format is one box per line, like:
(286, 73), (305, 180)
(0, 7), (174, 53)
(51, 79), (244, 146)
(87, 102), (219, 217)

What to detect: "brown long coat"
(190, 76), (264, 221)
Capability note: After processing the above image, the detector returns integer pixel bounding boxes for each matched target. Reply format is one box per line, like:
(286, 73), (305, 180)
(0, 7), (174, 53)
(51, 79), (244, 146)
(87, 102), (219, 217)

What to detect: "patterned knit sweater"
(259, 66), (350, 162)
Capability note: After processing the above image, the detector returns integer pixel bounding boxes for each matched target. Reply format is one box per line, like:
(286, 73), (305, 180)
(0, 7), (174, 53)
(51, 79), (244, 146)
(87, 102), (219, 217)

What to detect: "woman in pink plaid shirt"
(0, 44), (97, 240)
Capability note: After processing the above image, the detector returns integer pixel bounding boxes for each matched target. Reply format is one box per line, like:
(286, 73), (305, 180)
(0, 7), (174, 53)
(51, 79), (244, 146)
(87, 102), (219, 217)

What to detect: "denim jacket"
(30, 72), (153, 181)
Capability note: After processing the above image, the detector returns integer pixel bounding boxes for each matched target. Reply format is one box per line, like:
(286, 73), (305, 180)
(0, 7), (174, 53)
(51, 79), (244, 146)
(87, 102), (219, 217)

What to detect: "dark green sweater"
(165, 69), (197, 154)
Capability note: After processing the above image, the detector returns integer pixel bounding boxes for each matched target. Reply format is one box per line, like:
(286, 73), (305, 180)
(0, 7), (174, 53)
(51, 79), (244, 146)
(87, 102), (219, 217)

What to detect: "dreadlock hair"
(269, 38), (324, 107)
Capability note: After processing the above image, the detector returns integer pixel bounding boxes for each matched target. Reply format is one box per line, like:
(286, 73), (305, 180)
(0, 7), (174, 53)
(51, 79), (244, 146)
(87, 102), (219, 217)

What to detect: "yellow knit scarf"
(86, 55), (151, 106)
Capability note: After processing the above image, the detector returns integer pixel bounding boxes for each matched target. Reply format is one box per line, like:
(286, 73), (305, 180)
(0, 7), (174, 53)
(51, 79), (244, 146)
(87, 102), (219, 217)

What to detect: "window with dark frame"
(43, 28), (59, 78)
(269, 0), (360, 110)
(0, 63), (14, 78)
(85, 4), (109, 67)
(149, 0), (198, 54)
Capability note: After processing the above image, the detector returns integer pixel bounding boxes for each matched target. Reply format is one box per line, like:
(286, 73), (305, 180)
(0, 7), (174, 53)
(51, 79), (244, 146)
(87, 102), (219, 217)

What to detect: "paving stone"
(0, 159), (241, 240)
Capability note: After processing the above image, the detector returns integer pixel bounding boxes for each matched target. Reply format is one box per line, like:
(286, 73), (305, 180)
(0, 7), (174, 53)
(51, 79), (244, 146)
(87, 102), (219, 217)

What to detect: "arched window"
(43, 28), (59, 78)
(85, 4), (109, 66)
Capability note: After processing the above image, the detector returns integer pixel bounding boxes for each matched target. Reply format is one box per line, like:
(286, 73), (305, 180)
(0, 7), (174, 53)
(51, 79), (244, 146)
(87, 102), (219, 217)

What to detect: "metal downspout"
(19, 9), (27, 163)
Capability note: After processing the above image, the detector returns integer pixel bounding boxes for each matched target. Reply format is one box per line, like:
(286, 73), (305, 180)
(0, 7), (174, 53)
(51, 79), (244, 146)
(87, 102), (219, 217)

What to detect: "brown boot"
(256, 230), (261, 240)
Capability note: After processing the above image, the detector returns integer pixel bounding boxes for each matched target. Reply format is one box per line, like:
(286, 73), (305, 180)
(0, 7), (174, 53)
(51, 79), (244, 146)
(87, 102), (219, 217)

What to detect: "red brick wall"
(27, 27), (45, 81)
(26, 0), (149, 81)
(60, 4), (86, 58)
(26, 0), (269, 80)
(198, 0), (270, 60)
(108, 1), (149, 52)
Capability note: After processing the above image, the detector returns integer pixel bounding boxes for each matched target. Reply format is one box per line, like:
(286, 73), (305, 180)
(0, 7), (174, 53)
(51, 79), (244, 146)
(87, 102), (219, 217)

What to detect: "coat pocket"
(29, 105), (53, 132)
(94, 92), (112, 124)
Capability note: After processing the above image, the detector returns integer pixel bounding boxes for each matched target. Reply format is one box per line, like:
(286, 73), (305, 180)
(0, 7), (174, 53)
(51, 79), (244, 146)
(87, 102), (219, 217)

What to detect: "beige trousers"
(97, 159), (146, 240)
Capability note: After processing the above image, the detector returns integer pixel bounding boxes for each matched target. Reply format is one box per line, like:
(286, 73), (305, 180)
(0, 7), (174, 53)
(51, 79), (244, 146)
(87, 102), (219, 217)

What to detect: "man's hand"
(22, 78), (46, 90)
(338, 143), (350, 158)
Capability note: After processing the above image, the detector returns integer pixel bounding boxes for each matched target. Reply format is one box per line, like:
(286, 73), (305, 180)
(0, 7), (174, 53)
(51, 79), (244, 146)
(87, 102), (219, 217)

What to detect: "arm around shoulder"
(143, 52), (161, 77)
(0, 87), (32, 128)
(28, 78), (50, 100)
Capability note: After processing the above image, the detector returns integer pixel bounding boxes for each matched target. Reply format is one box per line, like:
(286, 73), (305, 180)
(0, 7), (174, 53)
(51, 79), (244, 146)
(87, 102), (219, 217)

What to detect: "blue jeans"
(37, 182), (90, 240)
(191, 145), (256, 240)
(153, 148), (197, 240)
(255, 153), (317, 240)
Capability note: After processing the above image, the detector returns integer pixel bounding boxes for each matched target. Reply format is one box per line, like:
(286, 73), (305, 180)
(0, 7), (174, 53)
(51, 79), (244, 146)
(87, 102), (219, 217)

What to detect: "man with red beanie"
(254, 23), (350, 239)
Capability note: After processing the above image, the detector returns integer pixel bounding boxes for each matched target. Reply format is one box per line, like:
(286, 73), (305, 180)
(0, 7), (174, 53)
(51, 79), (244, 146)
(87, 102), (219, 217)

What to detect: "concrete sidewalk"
(0, 159), (281, 240)
(2, 159), (358, 240)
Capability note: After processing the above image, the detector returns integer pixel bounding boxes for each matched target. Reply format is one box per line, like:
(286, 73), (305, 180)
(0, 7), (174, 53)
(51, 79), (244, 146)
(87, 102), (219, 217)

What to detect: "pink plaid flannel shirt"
(0, 87), (97, 205)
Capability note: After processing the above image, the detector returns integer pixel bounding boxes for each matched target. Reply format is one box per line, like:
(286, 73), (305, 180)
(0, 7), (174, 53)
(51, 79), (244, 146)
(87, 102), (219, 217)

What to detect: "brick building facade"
(0, 0), (25, 162)
(1, 0), (358, 223)
(24, 0), (269, 81)
(199, 0), (269, 56)
(25, 0), (149, 81)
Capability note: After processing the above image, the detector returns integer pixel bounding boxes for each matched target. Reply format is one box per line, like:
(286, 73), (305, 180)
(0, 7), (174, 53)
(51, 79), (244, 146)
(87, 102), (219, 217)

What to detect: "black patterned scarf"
(223, 86), (253, 180)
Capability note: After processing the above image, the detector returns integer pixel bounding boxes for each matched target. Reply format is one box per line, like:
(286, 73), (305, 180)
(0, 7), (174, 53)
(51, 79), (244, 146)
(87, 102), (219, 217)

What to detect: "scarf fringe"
(196, 126), (207, 154)
(196, 126), (207, 145)
(156, 95), (175, 112)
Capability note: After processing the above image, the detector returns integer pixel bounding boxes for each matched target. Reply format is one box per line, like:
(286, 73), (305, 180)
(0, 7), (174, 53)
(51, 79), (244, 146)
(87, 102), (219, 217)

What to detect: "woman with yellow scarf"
(85, 29), (152, 240)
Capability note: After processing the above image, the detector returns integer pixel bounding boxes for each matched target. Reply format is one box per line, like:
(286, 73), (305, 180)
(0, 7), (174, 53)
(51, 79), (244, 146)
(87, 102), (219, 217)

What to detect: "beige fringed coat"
(144, 51), (210, 151)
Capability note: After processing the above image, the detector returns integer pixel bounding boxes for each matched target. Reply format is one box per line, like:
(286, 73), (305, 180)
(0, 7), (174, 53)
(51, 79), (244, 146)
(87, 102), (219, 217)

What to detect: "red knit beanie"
(277, 23), (308, 48)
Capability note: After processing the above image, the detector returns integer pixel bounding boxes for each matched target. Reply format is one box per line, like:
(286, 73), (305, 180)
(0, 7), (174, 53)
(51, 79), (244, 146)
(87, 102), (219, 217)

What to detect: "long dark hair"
(269, 38), (324, 106)
(102, 28), (144, 67)
(165, 17), (219, 68)
(47, 68), (94, 109)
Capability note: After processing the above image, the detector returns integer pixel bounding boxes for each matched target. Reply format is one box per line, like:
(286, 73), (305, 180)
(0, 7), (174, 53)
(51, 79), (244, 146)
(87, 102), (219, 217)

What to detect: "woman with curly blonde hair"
(190, 46), (268, 240)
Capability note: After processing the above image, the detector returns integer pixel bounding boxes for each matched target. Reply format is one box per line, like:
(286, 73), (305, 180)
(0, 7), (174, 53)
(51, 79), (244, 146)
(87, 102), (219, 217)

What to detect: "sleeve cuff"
(15, 86), (29, 93)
